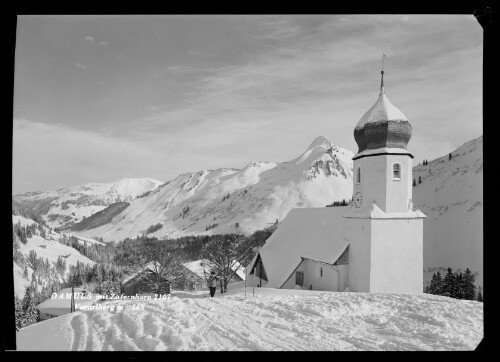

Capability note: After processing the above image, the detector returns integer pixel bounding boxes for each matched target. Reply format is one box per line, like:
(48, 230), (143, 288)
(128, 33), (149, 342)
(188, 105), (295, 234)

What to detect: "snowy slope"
(13, 178), (163, 229)
(412, 136), (483, 287)
(73, 136), (353, 241)
(16, 288), (483, 351)
(13, 215), (97, 297)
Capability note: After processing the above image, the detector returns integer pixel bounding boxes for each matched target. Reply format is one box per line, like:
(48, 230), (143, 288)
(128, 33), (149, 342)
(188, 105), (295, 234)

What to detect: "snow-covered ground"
(16, 287), (483, 351)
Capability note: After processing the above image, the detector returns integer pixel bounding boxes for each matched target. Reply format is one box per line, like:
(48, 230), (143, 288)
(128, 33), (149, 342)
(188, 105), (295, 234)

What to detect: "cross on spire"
(380, 53), (386, 94)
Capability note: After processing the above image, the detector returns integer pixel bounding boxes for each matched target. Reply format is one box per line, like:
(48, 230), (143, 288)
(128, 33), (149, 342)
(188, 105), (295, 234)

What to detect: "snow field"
(16, 289), (483, 351)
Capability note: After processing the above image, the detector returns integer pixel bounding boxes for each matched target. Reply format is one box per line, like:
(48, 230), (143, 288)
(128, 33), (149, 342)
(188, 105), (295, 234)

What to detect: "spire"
(380, 53), (386, 94)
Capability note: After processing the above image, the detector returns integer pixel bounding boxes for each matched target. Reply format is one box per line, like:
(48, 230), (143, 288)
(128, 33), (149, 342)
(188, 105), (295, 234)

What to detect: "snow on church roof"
(257, 207), (349, 288)
(355, 89), (408, 130)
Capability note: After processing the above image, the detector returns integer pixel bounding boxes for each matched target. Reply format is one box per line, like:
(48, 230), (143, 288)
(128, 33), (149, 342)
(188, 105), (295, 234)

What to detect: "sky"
(12, 15), (483, 194)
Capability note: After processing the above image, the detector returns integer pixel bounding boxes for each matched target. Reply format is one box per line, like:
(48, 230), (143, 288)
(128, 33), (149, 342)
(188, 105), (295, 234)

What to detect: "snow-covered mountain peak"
(307, 136), (333, 150)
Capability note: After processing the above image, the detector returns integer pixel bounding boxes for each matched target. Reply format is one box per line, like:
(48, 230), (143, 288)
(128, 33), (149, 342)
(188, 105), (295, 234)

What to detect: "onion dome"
(354, 70), (412, 153)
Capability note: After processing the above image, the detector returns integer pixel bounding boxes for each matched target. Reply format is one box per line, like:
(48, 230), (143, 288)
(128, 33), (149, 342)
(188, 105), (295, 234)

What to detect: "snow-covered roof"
(356, 91), (407, 130)
(122, 261), (160, 284)
(182, 259), (214, 280)
(343, 200), (427, 219)
(182, 259), (246, 281)
(36, 288), (96, 315)
(256, 207), (349, 288)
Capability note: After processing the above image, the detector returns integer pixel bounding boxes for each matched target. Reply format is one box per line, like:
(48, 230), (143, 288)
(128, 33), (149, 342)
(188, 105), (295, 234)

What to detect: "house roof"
(182, 259), (246, 281)
(36, 288), (96, 314)
(122, 261), (162, 284)
(182, 259), (213, 280)
(255, 207), (349, 288)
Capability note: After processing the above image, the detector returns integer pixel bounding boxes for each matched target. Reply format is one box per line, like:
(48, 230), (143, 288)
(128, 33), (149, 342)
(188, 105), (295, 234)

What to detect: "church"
(248, 70), (426, 294)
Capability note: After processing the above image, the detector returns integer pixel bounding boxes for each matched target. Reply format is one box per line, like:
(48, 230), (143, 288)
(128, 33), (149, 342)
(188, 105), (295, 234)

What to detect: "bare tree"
(132, 239), (187, 294)
(200, 234), (255, 294)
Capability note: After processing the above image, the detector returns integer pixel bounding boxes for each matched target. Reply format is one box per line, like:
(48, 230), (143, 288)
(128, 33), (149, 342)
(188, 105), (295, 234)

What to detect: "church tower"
(344, 68), (426, 294)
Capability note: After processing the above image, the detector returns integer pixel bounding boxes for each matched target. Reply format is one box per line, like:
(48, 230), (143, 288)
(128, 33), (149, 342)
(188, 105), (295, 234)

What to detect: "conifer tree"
(441, 267), (455, 297)
(435, 270), (443, 294)
(449, 153), (452, 160)
(463, 268), (477, 300)
(413, 178), (416, 187)
(477, 286), (483, 302)
(419, 176), (422, 184)
(455, 272), (465, 299)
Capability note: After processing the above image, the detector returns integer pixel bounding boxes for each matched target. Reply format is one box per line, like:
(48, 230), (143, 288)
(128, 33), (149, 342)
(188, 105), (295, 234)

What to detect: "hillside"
(68, 202), (130, 232)
(15, 287), (483, 351)
(12, 215), (98, 297)
(412, 136), (483, 287)
(13, 178), (163, 230)
(72, 136), (353, 241)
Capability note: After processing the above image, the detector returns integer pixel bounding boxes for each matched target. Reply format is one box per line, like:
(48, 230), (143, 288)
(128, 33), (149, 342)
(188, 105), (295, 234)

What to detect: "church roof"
(256, 207), (349, 288)
(354, 71), (413, 154)
(355, 91), (408, 130)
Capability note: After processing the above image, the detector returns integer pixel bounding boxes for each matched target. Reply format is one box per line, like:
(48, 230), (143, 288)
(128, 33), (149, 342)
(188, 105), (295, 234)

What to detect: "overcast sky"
(13, 15), (482, 194)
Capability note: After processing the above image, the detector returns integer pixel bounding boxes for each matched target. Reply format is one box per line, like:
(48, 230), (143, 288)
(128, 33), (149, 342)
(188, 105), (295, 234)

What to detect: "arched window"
(356, 166), (361, 184)
(393, 163), (401, 180)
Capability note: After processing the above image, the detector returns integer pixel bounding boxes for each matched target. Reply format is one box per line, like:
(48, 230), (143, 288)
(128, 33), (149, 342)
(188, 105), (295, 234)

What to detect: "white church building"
(248, 70), (426, 294)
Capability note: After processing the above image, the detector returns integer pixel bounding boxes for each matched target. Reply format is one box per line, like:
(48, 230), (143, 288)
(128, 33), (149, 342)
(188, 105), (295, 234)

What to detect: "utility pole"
(70, 279), (75, 313)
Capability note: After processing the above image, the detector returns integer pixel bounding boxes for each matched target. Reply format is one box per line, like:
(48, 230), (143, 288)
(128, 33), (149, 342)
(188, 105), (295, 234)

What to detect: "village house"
(36, 287), (96, 321)
(121, 261), (170, 296)
(182, 259), (246, 290)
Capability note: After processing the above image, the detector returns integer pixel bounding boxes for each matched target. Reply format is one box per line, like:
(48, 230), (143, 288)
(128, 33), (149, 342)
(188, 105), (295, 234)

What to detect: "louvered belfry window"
(393, 163), (401, 180)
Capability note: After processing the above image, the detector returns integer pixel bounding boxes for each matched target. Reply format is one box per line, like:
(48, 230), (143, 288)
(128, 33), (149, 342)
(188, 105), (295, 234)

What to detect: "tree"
(200, 234), (255, 294)
(477, 286), (483, 302)
(428, 270), (443, 295)
(23, 266), (28, 279)
(455, 272), (465, 299)
(413, 178), (416, 187)
(449, 153), (452, 160)
(441, 267), (455, 297)
(418, 176), (422, 184)
(462, 268), (477, 300)
(132, 239), (187, 294)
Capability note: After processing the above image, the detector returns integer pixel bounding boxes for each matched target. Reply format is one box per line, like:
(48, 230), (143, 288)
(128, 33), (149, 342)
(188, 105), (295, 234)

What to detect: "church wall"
(369, 218), (424, 294)
(303, 260), (339, 291)
(280, 261), (306, 289)
(384, 154), (413, 213)
(280, 259), (349, 291)
(345, 217), (372, 292)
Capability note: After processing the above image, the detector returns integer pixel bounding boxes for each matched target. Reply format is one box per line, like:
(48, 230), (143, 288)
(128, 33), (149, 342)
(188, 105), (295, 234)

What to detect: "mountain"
(412, 136), (483, 287)
(69, 136), (353, 240)
(13, 178), (163, 230)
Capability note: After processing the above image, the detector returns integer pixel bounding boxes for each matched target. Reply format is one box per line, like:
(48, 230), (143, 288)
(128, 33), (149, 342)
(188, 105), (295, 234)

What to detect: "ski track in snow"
(56, 291), (482, 351)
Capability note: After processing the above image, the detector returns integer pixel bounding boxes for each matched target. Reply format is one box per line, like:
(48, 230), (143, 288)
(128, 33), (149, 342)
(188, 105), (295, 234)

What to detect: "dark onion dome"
(354, 71), (412, 153)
